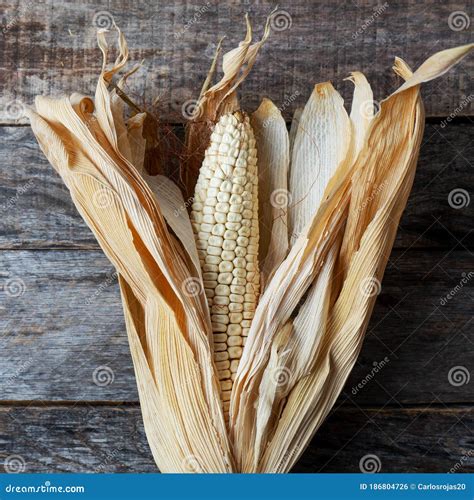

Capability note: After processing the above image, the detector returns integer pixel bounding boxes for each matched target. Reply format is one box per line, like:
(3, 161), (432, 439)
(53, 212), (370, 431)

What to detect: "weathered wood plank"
(1, 0), (473, 124)
(1, 123), (472, 250)
(296, 406), (474, 473)
(0, 405), (471, 472)
(1, 249), (472, 404)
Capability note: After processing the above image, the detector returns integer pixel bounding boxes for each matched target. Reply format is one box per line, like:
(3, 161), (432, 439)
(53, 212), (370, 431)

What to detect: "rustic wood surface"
(0, 249), (472, 404)
(0, 0), (473, 475)
(0, 0), (473, 124)
(1, 123), (472, 250)
(0, 405), (472, 473)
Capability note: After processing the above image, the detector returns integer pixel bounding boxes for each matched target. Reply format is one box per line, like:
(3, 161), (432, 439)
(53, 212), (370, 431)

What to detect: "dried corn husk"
(27, 18), (473, 473)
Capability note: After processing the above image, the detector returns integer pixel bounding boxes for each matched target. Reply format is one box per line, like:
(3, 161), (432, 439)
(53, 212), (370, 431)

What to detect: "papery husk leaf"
(29, 106), (232, 471)
(119, 277), (232, 472)
(143, 174), (203, 281)
(288, 107), (303, 159)
(346, 71), (374, 154)
(181, 15), (271, 198)
(28, 20), (472, 475)
(231, 44), (472, 473)
(239, 82), (353, 470)
(251, 98), (290, 288)
(126, 112), (147, 173)
(230, 165), (351, 470)
(288, 82), (352, 245)
(339, 43), (473, 277)
(28, 29), (233, 472)
(260, 90), (425, 472)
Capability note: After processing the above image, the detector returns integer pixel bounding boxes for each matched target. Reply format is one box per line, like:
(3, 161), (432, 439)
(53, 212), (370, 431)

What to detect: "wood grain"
(0, 123), (472, 250)
(1, 249), (472, 404)
(0, 405), (471, 472)
(1, 0), (473, 124)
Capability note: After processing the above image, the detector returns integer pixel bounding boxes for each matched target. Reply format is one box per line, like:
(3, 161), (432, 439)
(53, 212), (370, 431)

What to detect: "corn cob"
(190, 112), (260, 417)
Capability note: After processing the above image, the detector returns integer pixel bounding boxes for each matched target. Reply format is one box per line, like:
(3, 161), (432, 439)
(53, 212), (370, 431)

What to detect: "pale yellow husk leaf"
(27, 18), (473, 475)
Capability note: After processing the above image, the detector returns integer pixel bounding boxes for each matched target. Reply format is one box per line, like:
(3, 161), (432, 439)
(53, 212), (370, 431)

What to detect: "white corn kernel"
(190, 111), (260, 418)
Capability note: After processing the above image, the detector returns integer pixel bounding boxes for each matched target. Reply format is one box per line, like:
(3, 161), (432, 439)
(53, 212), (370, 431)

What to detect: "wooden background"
(0, 0), (473, 473)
